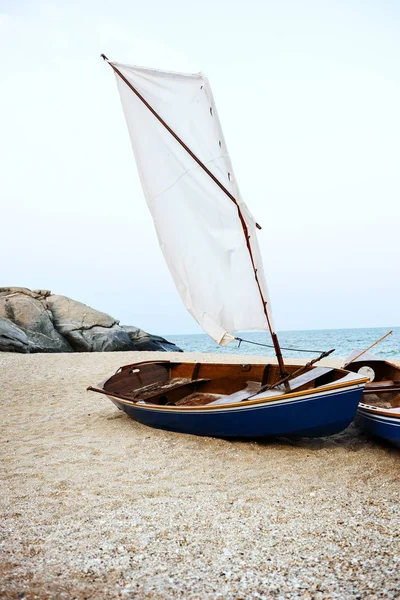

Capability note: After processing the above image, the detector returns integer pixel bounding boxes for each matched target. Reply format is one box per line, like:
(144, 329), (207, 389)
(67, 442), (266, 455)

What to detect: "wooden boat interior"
(345, 359), (400, 410)
(98, 361), (351, 407)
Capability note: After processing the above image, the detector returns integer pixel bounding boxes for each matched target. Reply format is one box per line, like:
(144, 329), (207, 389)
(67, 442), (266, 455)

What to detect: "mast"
(102, 55), (288, 378)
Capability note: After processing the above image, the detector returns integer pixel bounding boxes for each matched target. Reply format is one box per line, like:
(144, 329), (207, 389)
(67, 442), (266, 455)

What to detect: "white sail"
(111, 62), (275, 345)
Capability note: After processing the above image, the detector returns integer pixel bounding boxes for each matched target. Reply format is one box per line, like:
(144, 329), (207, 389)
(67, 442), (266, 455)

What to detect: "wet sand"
(1, 351), (399, 599)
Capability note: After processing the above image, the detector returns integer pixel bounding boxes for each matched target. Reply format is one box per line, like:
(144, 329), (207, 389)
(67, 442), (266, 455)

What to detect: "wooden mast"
(102, 55), (288, 378)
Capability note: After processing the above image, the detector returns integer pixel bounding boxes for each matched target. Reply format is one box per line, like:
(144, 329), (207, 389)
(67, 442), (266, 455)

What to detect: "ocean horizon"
(167, 326), (400, 359)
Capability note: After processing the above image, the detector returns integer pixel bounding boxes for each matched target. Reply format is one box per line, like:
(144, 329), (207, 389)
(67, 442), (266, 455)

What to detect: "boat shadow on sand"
(104, 407), (399, 454)
(242, 424), (399, 452)
(207, 424), (400, 453)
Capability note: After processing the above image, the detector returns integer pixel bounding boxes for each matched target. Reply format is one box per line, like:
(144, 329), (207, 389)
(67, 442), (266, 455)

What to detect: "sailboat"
(343, 334), (400, 446)
(88, 56), (367, 438)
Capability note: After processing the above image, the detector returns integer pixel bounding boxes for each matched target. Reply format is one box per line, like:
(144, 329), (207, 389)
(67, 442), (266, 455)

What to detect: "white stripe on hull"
(357, 409), (400, 427)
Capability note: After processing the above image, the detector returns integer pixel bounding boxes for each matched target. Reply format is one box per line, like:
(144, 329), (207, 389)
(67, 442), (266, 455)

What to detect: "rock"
(0, 287), (183, 353)
(0, 289), (72, 353)
(0, 318), (30, 353)
(122, 326), (183, 352)
(45, 295), (135, 352)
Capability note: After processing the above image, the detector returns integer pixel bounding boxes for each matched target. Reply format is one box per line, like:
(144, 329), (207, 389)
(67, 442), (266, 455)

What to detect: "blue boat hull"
(356, 407), (400, 447)
(110, 386), (363, 438)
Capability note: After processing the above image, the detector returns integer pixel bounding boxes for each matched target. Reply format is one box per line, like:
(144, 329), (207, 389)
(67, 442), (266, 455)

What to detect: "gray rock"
(0, 318), (30, 353)
(46, 295), (134, 352)
(0, 289), (72, 353)
(0, 287), (183, 353)
(122, 326), (182, 352)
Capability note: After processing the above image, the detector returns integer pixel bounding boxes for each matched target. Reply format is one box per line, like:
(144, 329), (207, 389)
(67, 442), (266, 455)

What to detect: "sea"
(167, 327), (400, 360)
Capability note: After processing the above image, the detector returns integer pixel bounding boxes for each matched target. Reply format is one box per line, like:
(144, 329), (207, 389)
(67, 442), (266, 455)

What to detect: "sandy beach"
(1, 351), (399, 599)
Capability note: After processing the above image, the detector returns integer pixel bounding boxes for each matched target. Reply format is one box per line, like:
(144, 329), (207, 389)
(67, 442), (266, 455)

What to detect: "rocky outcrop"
(0, 287), (182, 354)
(0, 288), (72, 353)
(46, 295), (134, 352)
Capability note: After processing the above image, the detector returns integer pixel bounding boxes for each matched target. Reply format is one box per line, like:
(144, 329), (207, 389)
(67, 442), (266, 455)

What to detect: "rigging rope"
(235, 336), (329, 354)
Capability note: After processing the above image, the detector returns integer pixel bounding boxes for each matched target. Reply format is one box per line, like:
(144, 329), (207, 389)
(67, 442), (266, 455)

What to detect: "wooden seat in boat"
(207, 381), (262, 405)
(364, 380), (400, 394)
(285, 366), (334, 392)
(208, 367), (336, 406)
(135, 378), (211, 403)
(366, 380), (394, 388)
(250, 366), (335, 399)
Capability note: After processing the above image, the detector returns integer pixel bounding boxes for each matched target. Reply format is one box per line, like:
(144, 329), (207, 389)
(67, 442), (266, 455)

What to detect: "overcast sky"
(1, 0), (399, 335)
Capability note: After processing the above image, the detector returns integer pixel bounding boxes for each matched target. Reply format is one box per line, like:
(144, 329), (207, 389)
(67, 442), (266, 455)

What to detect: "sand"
(1, 351), (399, 599)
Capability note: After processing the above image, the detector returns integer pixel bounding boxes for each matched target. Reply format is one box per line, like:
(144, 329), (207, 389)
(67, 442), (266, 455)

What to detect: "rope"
(235, 336), (328, 354)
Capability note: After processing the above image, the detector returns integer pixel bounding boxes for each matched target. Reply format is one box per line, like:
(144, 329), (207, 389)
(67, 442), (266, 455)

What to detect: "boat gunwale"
(358, 402), (400, 419)
(96, 361), (367, 411)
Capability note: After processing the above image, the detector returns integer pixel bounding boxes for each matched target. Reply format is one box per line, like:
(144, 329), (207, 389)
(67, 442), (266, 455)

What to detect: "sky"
(1, 0), (399, 336)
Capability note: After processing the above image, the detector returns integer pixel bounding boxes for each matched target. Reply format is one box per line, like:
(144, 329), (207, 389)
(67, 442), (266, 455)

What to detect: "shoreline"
(1, 351), (398, 599)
